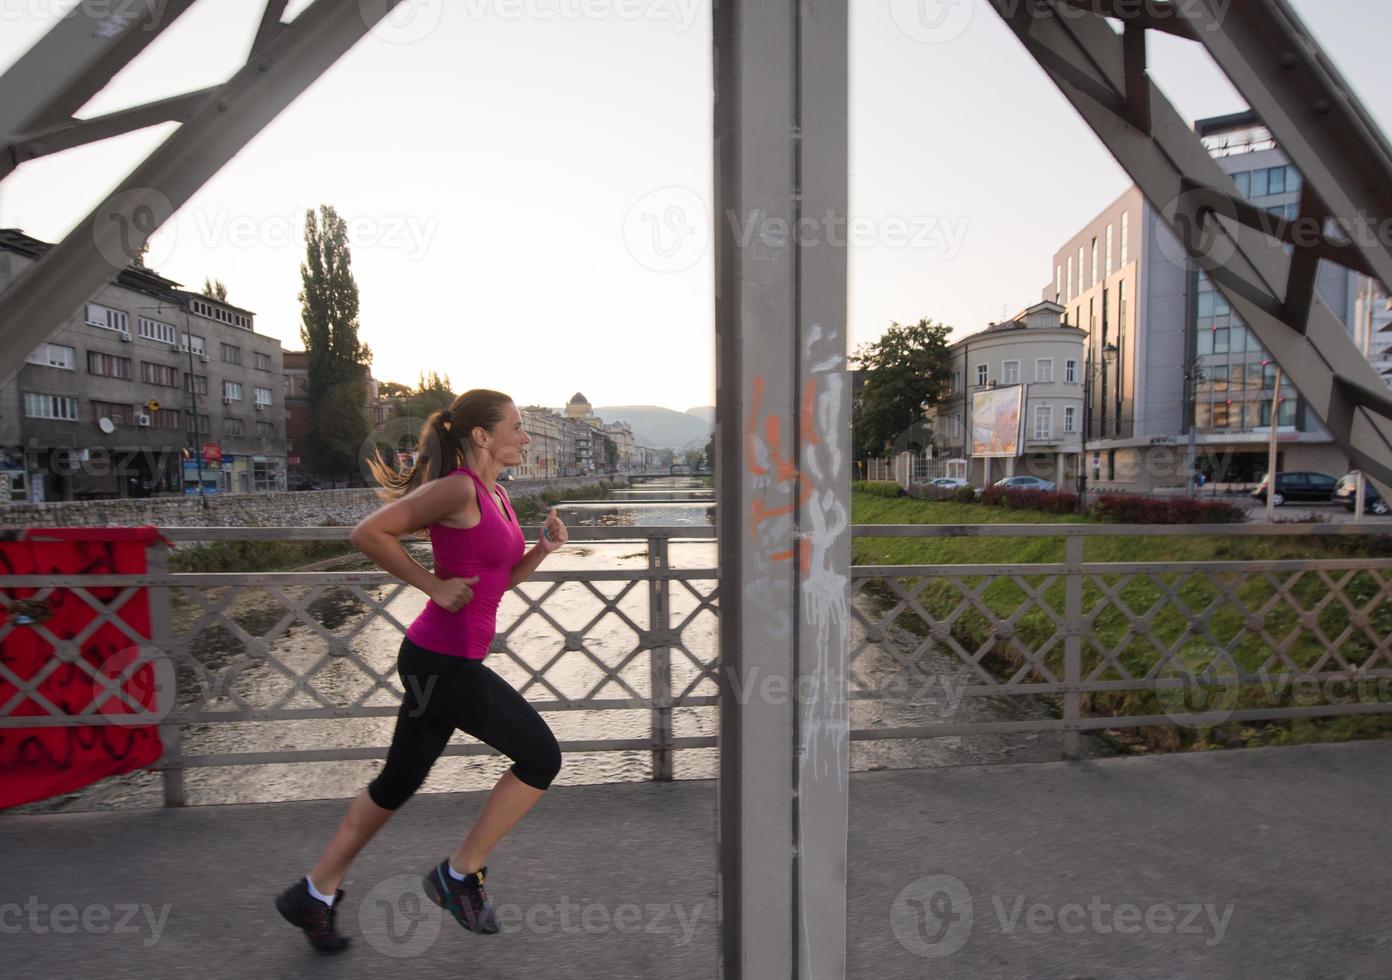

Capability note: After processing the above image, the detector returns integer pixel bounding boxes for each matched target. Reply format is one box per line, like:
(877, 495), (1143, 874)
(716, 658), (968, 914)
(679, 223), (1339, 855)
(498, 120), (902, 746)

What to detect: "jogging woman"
(275, 389), (568, 952)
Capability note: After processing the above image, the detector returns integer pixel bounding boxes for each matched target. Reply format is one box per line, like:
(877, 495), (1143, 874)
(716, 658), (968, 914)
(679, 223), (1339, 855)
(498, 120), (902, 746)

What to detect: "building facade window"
(138, 316), (177, 345)
(223, 380), (243, 401)
(1105, 223), (1114, 275)
(254, 351), (272, 371)
(1066, 256), (1074, 302)
(186, 413), (210, 434)
(257, 420), (275, 439)
(1064, 406), (1077, 433)
(221, 343), (242, 364)
(1065, 359), (1077, 384)
(141, 362), (178, 387)
(1035, 358), (1054, 383)
(1077, 246), (1085, 295)
(85, 303), (129, 334)
(151, 408), (180, 430)
(179, 333), (206, 356)
(25, 392), (79, 420)
(1121, 211), (1130, 266)
(253, 386), (273, 406)
(191, 299), (252, 330)
(225, 417), (245, 437)
(1056, 265), (1063, 303)
(26, 343), (76, 370)
(976, 363), (988, 386)
(1034, 404), (1053, 440)
(1002, 360), (1020, 384)
(184, 373), (208, 395)
(88, 351), (131, 379)
(91, 400), (131, 425)
(1091, 237), (1099, 286)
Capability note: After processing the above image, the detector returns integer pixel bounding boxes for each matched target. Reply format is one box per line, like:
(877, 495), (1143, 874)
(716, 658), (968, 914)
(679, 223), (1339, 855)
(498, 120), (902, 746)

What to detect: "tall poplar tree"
(299, 205), (372, 480)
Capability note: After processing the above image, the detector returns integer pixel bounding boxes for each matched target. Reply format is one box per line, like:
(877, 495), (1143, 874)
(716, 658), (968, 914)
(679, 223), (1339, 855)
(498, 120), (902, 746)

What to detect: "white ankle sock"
(305, 875), (336, 906)
(447, 862), (469, 881)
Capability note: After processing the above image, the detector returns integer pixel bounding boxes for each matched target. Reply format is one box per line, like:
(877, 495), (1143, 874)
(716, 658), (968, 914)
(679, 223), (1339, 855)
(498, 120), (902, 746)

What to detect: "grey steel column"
(714, 0), (850, 977)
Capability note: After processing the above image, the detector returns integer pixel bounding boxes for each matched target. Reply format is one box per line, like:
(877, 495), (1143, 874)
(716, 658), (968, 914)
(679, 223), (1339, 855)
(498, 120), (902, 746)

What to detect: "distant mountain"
(591, 405), (713, 449)
(685, 406), (715, 426)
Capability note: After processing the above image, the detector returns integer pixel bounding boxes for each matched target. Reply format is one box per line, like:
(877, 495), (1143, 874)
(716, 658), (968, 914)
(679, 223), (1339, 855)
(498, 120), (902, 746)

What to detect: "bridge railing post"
(1062, 533), (1084, 761)
(146, 537), (186, 806)
(648, 533), (674, 781)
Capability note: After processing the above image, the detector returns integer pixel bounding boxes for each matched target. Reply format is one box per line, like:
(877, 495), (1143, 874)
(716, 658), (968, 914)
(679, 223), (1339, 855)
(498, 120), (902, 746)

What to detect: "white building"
(931, 301), (1085, 488)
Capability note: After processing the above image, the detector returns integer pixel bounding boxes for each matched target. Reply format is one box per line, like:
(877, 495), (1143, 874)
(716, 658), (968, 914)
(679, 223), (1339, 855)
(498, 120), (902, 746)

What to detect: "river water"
(12, 478), (1109, 813)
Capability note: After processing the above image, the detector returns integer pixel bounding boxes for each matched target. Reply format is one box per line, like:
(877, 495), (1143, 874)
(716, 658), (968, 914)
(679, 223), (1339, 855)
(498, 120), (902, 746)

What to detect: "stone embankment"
(0, 476), (620, 529)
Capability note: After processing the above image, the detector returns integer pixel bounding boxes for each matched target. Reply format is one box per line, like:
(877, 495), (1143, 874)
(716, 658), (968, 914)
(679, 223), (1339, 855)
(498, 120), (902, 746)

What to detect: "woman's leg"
(309, 789), (395, 894)
(310, 643), (456, 891)
(448, 661), (562, 873)
(450, 771), (545, 874)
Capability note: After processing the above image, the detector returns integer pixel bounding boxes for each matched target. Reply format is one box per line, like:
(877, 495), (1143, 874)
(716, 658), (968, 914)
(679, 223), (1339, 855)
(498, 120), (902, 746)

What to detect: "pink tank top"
(405, 467), (526, 659)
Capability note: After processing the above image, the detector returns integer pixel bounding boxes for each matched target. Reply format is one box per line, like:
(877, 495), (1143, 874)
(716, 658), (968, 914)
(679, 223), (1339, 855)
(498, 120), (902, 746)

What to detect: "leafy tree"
(299, 205), (372, 480)
(851, 318), (954, 460)
(376, 380), (413, 400)
(201, 277), (228, 302)
(407, 370), (454, 420)
(599, 433), (619, 471)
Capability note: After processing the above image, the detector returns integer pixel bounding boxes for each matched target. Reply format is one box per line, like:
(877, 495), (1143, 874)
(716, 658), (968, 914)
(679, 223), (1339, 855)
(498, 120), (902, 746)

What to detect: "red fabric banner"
(0, 527), (170, 809)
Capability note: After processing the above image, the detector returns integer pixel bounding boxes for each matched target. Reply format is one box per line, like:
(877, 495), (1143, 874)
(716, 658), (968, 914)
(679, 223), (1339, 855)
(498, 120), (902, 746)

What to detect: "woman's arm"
(350, 476), (478, 610)
(509, 507), (568, 589)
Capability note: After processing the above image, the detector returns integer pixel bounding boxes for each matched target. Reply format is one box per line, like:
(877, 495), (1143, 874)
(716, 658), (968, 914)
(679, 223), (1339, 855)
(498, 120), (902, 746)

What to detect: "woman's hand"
(430, 575), (479, 612)
(538, 508), (568, 554)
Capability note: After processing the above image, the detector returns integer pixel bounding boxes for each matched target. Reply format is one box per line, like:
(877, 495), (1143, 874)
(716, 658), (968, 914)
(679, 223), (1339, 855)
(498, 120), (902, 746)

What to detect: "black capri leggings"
(367, 636), (562, 810)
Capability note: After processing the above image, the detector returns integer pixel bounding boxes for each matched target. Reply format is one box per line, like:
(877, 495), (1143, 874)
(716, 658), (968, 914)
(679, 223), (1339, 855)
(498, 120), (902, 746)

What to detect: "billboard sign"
(970, 384), (1025, 458)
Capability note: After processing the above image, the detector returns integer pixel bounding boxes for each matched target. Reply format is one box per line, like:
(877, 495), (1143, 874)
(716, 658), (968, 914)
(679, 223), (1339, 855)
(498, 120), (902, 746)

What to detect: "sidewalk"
(4, 741), (1390, 978)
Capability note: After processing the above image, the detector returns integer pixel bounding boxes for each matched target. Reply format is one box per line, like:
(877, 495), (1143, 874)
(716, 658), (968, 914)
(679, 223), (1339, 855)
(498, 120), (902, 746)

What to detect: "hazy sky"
(1, 0), (1387, 412)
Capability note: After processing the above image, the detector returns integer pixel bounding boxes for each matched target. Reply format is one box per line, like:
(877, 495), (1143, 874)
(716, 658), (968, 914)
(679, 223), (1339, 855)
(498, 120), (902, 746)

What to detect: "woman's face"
(484, 401), (530, 467)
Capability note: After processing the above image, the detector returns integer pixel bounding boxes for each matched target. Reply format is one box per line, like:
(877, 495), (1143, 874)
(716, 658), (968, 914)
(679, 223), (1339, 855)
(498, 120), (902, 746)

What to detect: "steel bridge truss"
(3, 1), (1392, 977)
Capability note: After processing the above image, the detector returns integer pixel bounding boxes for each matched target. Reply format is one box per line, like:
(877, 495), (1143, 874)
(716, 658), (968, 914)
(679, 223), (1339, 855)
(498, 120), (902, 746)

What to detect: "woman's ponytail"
(366, 389), (512, 500)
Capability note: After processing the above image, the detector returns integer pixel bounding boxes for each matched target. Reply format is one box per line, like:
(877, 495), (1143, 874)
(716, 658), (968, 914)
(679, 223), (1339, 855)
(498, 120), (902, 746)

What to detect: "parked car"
(928, 477), (968, 490)
(993, 475), (1056, 493)
(1250, 471), (1337, 506)
(288, 473), (322, 492)
(1334, 472), (1391, 515)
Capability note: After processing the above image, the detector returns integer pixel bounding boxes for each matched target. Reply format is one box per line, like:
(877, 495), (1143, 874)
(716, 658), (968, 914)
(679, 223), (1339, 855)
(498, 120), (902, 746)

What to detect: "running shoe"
(422, 860), (500, 934)
(275, 877), (350, 953)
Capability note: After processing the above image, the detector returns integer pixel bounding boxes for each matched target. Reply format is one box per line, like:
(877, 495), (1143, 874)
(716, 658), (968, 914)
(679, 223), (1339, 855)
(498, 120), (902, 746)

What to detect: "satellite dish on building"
(98, 416), (116, 434)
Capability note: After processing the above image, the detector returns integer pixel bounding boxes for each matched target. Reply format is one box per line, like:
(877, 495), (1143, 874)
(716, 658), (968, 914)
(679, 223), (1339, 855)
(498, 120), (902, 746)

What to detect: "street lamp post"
(1079, 342), (1117, 509)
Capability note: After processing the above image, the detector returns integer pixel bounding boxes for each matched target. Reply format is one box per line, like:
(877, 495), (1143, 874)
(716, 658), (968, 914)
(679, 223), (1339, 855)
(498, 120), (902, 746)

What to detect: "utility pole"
(1265, 365), (1283, 523)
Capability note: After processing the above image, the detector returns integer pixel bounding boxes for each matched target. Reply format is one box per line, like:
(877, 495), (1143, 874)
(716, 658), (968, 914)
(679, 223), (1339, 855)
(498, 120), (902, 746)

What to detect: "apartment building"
(0, 229), (287, 501)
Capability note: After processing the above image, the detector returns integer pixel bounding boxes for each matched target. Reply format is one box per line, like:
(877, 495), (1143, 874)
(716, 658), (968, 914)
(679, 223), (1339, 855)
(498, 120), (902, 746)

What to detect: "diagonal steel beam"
(1180, 0), (1392, 291)
(3, 86), (221, 179)
(0, 0), (198, 147)
(987, 0), (1392, 502)
(0, 0), (406, 383)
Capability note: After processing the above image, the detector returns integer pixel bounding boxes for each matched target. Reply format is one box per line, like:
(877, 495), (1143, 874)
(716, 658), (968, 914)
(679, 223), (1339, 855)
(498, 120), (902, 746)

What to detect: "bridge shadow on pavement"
(4, 741), (1390, 979)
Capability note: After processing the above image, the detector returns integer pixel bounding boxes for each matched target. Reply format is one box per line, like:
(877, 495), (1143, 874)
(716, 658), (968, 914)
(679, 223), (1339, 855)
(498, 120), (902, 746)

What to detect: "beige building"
(519, 407), (564, 479)
(932, 302), (1085, 488)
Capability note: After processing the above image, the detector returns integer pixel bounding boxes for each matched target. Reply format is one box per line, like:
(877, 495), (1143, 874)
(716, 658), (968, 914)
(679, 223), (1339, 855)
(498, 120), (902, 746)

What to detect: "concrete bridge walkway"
(4, 741), (1390, 979)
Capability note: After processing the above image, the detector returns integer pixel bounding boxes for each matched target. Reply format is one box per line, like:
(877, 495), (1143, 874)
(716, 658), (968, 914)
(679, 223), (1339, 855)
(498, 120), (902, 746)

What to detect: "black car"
(288, 473), (322, 492)
(1250, 471), (1337, 506)
(1335, 472), (1391, 515)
